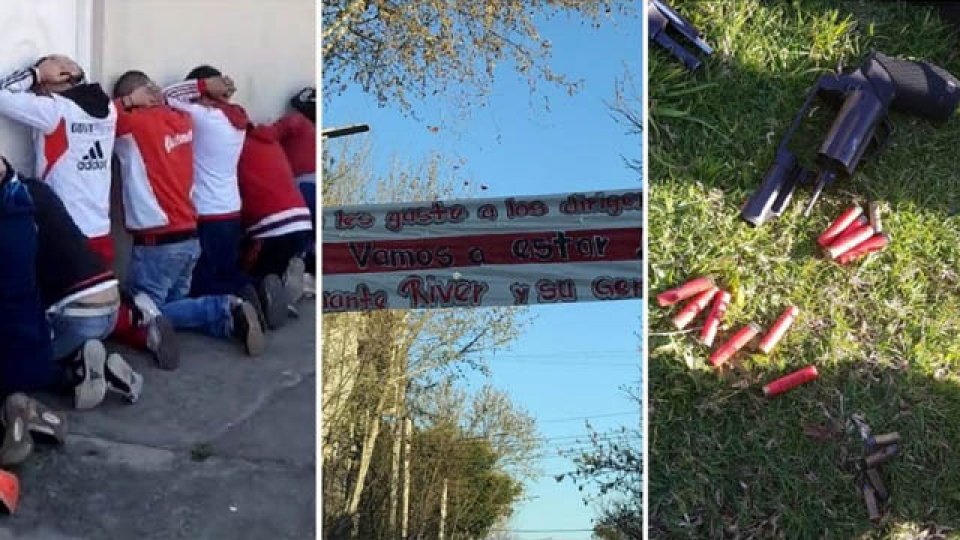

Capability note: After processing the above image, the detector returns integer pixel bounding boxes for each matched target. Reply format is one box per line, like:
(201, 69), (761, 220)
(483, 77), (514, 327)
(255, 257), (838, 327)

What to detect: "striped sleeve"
(0, 68), (60, 133)
(163, 80), (203, 103)
(163, 80), (206, 116)
(0, 67), (37, 92)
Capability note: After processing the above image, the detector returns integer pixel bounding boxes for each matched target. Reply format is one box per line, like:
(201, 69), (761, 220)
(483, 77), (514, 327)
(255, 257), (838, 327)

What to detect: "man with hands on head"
(111, 71), (264, 356)
(274, 87), (317, 282)
(0, 54), (178, 369)
(0, 55), (117, 264)
(163, 67), (286, 330)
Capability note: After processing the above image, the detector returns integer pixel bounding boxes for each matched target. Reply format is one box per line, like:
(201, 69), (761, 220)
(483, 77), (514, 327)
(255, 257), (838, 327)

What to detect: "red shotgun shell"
(700, 290), (732, 347)
(825, 224), (876, 259)
(758, 305), (799, 354)
(836, 233), (891, 265)
(817, 205), (863, 247)
(672, 287), (719, 329)
(709, 322), (761, 367)
(762, 365), (818, 397)
(837, 215), (869, 238)
(657, 277), (714, 307)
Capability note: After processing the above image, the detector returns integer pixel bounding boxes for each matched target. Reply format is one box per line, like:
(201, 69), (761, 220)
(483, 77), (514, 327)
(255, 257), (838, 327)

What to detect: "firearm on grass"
(647, 0), (712, 71)
(321, 124), (370, 139)
(741, 52), (960, 227)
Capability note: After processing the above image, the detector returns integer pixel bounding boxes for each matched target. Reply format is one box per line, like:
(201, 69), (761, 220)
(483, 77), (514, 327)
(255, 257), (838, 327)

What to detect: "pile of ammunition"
(817, 202), (890, 264)
(858, 431), (900, 521)
(657, 278), (816, 395)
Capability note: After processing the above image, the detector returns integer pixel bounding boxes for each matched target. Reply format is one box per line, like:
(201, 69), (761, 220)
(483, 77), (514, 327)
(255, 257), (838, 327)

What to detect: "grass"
(648, 1), (960, 538)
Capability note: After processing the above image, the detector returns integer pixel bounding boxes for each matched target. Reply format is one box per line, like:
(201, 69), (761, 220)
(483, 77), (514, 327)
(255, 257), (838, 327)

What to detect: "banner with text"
(322, 190), (642, 312)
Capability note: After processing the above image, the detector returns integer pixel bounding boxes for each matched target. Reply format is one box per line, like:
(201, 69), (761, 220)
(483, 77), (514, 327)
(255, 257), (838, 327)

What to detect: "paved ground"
(0, 302), (316, 540)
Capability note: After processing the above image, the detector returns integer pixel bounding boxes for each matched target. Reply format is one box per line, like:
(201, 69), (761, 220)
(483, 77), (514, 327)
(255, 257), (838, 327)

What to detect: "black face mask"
(59, 83), (111, 119)
(291, 88), (316, 124)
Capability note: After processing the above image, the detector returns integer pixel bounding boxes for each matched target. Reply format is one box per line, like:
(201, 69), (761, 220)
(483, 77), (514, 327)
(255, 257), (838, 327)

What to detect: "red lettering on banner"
(510, 282), (531, 305)
(591, 276), (643, 300)
(323, 284), (388, 312)
(324, 228), (638, 275)
(505, 198), (549, 219)
(384, 202), (468, 233)
(536, 279), (577, 303)
(334, 210), (375, 230)
(397, 275), (489, 308)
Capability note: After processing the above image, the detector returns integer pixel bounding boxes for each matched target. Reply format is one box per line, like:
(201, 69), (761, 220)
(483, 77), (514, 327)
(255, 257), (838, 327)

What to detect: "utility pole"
(438, 478), (448, 540)
(400, 416), (412, 539)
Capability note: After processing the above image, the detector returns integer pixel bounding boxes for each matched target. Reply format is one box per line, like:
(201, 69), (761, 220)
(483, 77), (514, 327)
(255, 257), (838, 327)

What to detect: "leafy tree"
(321, 145), (532, 539)
(322, 0), (632, 110)
(558, 382), (641, 540)
(554, 70), (642, 540)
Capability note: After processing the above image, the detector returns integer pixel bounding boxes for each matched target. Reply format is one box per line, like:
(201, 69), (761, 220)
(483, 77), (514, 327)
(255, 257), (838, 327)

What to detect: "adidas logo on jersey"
(78, 141), (107, 171)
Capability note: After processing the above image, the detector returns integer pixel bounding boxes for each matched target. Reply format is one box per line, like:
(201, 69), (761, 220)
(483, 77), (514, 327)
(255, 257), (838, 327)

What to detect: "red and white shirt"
(114, 103), (197, 235)
(0, 68), (116, 239)
(238, 124), (312, 239)
(163, 80), (244, 219)
(273, 112), (315, 179)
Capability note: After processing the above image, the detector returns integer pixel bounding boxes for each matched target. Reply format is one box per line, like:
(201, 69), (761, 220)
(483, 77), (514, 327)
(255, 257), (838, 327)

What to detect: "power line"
(539, 411), (639, 423)
(488, 350), (636, 359)
(485, 359), (638, 367)
(491, 528), (594, 533)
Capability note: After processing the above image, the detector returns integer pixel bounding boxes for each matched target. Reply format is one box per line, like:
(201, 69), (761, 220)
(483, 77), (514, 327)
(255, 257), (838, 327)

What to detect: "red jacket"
(273, 112), (315, 177)
(237, 124), (312, 239)
(114, 102), (197, 236)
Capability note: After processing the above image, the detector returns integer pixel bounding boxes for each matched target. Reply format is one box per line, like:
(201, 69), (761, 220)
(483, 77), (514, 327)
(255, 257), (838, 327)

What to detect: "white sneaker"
(282, 257), (306, 305)
(133, 292), (162, 325)
(74, 340), (107, 410)
(105, 353), (143, 404)
(303, 273), (316, 299)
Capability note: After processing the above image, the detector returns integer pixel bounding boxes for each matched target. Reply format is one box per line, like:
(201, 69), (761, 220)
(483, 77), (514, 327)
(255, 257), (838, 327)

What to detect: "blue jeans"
(190, 218), (251, 297)
(0, 178), (59, 396)
(48, 308), (118, 361)
(129, 239), (233, 338)
(296, 174), (316, 274)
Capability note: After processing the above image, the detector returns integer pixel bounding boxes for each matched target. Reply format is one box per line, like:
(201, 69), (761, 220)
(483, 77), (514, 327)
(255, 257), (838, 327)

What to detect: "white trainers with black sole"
(303, 273), (316, 299)
(282, 257), (306, 306)
(74, 340), (107, 410)
(105, 353), (143, 404)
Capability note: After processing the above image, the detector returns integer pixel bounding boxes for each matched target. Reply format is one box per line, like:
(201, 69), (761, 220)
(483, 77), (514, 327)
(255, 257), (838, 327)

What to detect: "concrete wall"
(0, 0), (315, 276)
(0, 0), (315, 172)
(98, 0), (316, 277)
(98, 0), (316, 124)
(0, 0), (94, 174)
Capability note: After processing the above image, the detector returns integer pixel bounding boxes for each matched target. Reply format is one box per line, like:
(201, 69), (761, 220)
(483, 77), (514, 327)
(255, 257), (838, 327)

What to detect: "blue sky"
(323, 7), (641, 539)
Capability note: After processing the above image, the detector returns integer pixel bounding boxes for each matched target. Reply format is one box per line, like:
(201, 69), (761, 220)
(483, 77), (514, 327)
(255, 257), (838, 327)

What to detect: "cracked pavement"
(0, 302), (317, 540)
